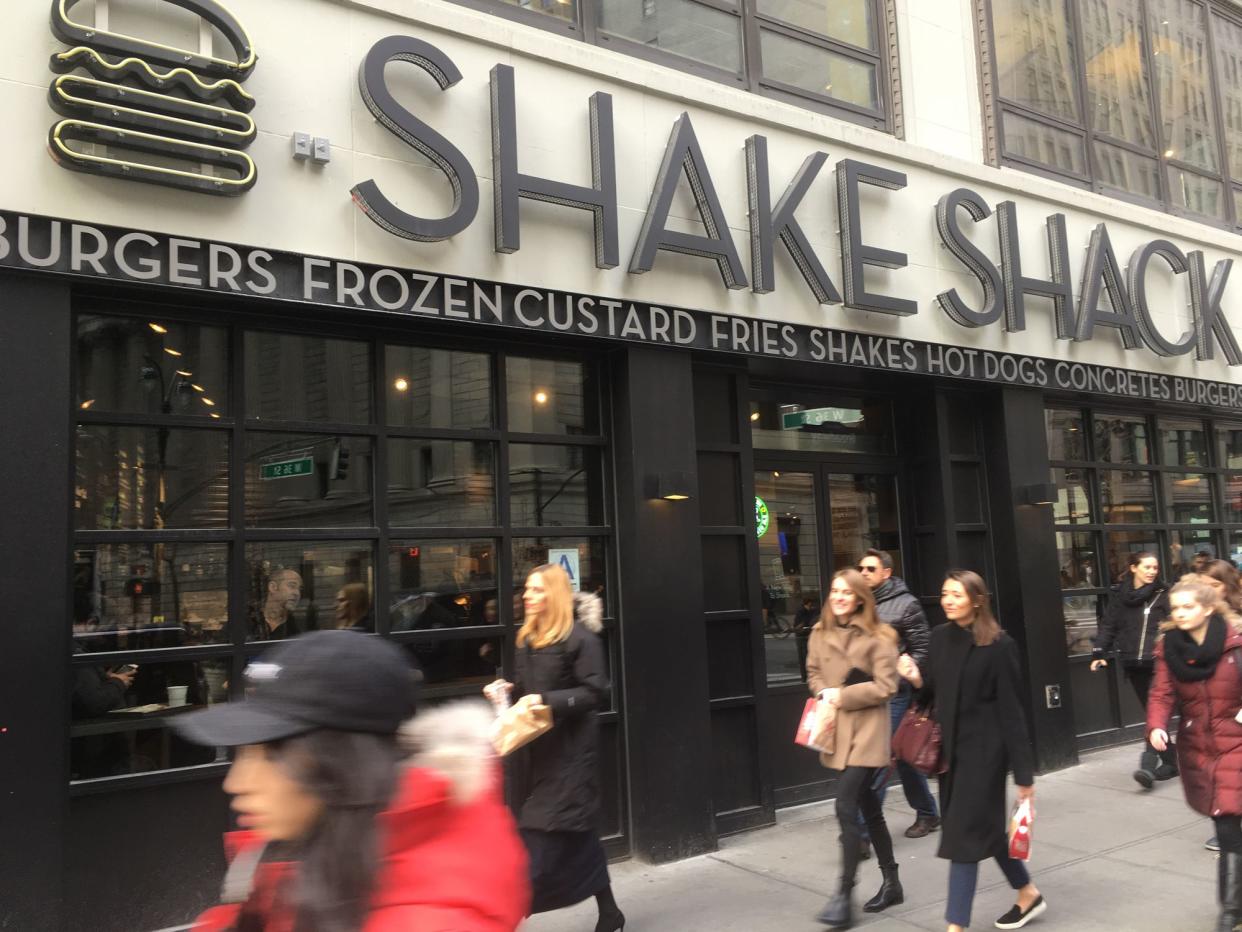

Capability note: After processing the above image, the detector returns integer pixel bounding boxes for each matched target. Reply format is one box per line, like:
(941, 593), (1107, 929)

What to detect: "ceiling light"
(148, 323), (168, 334)
(175, 369), (193, 377)
(201, 397), (216, 406)
(191, 384), (205, 392)
(209, 412), (221, 419)
(393, 377), (409, 392)
(750, 411), (760, 421)
(534, 390), (549, 405)
(79, 399), (95, 410)
(1164, 148), (1175, 158)
(163, 347), (182, 357)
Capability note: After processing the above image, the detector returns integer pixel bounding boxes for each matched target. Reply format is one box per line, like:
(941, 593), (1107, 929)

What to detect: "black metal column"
(0, 275), (72, 930)
(983, 386), (1078, 772)
(610, 345), (715, 862)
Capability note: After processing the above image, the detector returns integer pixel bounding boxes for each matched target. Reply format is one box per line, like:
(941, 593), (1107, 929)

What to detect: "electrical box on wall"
(1045, 685), (1062, 709)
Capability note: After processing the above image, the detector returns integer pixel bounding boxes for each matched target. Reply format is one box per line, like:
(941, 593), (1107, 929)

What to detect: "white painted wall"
(2, 0), (1239, 386)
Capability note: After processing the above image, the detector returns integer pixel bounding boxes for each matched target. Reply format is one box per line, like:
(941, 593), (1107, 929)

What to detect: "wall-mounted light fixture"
(647, 470), (694, 502)
(1018, 482), (1057, 506)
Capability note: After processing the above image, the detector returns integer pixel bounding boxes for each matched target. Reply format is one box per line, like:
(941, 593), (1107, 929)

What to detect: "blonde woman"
(806, 567), (899, 928)
(1148, 575), (1242, 932)
(485, 564), (621, 932)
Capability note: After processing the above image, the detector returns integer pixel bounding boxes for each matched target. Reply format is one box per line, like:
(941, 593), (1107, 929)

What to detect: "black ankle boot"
(1154, 746), (1179, 781)
(816, 889), (854, 928)
(1217, 852), (1242, 932)
(1133, 746), (1158, 789)
(594, 907), (625, 932)
(862, 865), (903, 913)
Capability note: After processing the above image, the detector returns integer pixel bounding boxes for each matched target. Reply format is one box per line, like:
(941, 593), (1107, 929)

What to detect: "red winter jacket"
(193, 706), (530, 931)
(1147, 625), (1242, 818)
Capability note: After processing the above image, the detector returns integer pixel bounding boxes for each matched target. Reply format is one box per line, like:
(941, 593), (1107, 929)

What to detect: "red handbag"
(892, 704), (946, 776)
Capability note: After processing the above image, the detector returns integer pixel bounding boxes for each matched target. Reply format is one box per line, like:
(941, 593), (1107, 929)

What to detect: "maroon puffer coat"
(1147, 625), (1242, 817)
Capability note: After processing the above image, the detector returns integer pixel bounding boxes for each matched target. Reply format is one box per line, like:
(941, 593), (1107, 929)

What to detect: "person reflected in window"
(793, 596), (819, 680)
(334, 582), (372, 632)
(70, 646), (135, 778)
(805, 568), (900, 928)
(1090, 551), (1173, 788)
(251, 568), (304, 640)
(901, 571), (1045, 932)
(483, 564), (621, 932)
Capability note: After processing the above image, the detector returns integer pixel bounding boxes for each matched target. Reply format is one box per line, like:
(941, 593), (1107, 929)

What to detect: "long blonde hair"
(1165, 573), (1242, 632)
(820, 568), (898, 644)
(516, 563), (575, 649)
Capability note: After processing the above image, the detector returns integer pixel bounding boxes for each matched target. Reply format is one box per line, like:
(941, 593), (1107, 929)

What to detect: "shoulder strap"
(220, 841), (267, 905)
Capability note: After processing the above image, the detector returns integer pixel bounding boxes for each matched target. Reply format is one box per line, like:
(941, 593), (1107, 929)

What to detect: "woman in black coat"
(487, 563), (622, 932)
(902, 570), (1045, 932)
(1090, 550), (1173, 787)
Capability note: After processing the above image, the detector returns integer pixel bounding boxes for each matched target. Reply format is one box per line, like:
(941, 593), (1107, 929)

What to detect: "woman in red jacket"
(174, 630), (529, 932)
(1148, 575), (1242, 932)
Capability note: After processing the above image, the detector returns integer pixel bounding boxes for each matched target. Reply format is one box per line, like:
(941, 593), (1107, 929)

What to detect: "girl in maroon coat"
(1148, 575), (1242, 932)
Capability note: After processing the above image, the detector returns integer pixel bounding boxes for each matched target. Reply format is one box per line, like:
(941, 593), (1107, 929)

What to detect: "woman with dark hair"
(901, 570), (1046, 931)
(175, 630), (529, 931)
(485, 563), (622, 932)
(805, 567), (899, 928)
(1089, 551), (1173, 788)
(1148, 576), (1242, 931)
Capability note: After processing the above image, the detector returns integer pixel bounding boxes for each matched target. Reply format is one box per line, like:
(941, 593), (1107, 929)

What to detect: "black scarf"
(1120, 577), (1163, 607)
(1163, 615), (1228, 682)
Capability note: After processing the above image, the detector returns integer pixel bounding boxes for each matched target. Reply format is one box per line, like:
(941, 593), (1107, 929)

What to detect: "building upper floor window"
(456, 0), (893, 131)
(983, 0), (1242, 229)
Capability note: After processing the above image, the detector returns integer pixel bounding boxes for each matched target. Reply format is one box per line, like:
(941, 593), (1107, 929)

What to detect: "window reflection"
(512, 538), (606, 613)
(750, 393), (894, 454)
(245, 543), (374, 641)
(1163, 472), (1212, 523)
(1064, 595), (1100, 654)
(1081, 0), (1156, 147)
(1094, 414), (1151, 464)
(401, 637), (502, 697)
(992, 0), (1080, 121)
(1159, 417), (1208, 466)
(1104, 530), (1160, 581)
(509, 444), (605, 527)
(1148, 0), (1219, 173)
(756, 0), (875, 49)
(1052, 467), (1093, 524)
(73, 543), (229, 651)
(76, 315), (229, 416)
(1169, 528), (1218, 577)
(506, 357), (596, 436)
(244, 433), (372, 528)
(1057, 531), (1098, 588)
(70, 658), (226, 780)
(759, 31), (878, 109)
(1099, 469), (1156, 523)
(827, 473), (901, 571)
(386, 346), (493, 430)
(245, 332), (372, 424)
(76, 425), (229, 529)
(599, 0), (744, 73)
(389, 539), (499, 632)
(1045, 408), (1087, 460)
(754, 471), (820, 683)
(389, 440), (496, 527)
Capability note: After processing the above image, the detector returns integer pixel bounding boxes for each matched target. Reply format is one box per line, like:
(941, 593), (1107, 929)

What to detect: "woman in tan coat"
(806, 567), (900, 929)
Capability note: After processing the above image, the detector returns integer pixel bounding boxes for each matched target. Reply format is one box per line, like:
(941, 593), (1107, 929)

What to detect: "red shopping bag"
(1008, 799), (1033, 861)
(794, 697), (836, 754)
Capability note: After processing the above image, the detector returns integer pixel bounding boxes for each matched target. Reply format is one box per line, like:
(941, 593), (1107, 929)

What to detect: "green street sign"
(780, 406), (863, 430)
(755, 495), (770, 538)
(260, 455), (314, 480)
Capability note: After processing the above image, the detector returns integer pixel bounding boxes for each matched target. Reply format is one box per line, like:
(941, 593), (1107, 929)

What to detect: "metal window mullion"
(1203, 8), (1238, 225)
(374, 337), (391, 636)
(752, 15), (884, 66)
(1137, 0), (1175, 208)
(1065, 0), (1097, 185)
(741, 0), (763, 95)
(495, 352), (516, 683)
(228, 322), (246, 694)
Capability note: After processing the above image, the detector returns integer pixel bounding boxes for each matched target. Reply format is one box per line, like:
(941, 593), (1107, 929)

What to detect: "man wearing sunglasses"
(856, 549), (940, 840)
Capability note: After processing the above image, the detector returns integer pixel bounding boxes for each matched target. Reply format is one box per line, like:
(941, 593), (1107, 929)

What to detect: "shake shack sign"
(347, 35), (1241, 369)
(4, 210), (1242, 411)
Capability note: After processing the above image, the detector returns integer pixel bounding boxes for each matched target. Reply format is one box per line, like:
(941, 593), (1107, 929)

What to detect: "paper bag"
(1008, 798), (1033, 861)
(794, 696), (837, 754)
(489, 694), (552, 757)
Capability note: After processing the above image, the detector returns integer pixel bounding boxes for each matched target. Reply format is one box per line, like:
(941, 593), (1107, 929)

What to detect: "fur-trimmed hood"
(397, 700), (497, 805)
(573, 590), (604, 633)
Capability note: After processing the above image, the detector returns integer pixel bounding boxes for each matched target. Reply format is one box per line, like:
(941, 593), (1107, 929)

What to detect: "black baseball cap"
(174, 630), (422, 747)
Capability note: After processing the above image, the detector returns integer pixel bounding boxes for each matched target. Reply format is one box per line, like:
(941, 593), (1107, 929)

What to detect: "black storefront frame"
(61, 286), (629, 927)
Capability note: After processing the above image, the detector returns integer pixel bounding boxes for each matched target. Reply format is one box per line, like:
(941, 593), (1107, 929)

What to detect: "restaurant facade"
(5, 0), (1242, 927)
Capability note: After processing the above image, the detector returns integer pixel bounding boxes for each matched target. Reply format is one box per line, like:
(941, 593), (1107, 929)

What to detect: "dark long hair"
(1203, 559), (1242, 614)
(944, 569), (1001, 646)
(1117, 550), (1159, 585)
(264, 730), (404, 932)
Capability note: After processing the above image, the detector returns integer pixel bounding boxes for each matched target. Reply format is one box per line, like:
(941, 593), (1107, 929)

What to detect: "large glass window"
(71, 309), (612, 785)
(453, 0), (892, 129)
(986, 0), (1242, 229)
(1047, 405), (1242, 656)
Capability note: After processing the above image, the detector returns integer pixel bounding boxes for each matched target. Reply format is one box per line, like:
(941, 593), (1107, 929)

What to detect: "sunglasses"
(856, 565), (881, 573)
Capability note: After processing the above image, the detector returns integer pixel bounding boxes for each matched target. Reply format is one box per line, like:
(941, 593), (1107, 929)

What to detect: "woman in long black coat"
(488, 563), (622, 932)
(902, 570), (1046, 932)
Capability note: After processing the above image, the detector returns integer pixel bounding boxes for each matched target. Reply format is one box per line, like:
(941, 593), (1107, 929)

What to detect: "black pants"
(835, 765), (895, 889)
(1216, 816), (1242, 855)
(1125, 666), (1166, 762)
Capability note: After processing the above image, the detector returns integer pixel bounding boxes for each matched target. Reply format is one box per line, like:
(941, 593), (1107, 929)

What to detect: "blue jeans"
(859, 683), (939, 839)
(946, 857), (1030, 927)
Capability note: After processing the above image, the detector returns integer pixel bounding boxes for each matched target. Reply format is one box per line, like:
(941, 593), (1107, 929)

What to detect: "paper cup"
(166, 685), (189, 708)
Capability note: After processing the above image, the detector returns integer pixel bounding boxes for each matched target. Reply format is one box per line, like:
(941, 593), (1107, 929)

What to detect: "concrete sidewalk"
(523, 743), (1216, 931)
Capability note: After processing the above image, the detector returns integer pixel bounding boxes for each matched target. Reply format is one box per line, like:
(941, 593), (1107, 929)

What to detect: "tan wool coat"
(805, 615), (899, 770)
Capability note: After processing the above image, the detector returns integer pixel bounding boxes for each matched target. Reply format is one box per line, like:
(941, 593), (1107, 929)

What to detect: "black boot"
(1133, 745), (1158, 789)
(1154, 745), (1179, 781)
(862, 865), (904, 913)
(816, 886), (854, 928)
(1217, 852), (1242, 932)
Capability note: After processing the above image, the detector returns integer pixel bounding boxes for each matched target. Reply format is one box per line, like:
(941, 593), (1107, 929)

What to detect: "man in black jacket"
(857, 549), (940, 839)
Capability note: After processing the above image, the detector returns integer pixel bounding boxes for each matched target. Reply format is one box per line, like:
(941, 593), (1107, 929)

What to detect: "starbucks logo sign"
(755, 496), (770, 538)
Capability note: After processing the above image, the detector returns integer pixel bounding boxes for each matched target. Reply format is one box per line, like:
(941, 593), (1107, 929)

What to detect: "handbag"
(891, 703), (946, 776)
(489, 694), (553, 757)
(1008, 798), (1033, 861)
(794, 696), (837, 754)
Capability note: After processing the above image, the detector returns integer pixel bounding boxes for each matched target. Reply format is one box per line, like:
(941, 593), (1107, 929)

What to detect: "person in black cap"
(176, 630), (529, 932)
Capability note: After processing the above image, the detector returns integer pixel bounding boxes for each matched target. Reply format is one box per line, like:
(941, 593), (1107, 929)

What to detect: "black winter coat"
(873, 577), (930, 670)
(1093, 578), (1169, 667)
(511, 595), (609, 832)
(923, 622), (1035, 863)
